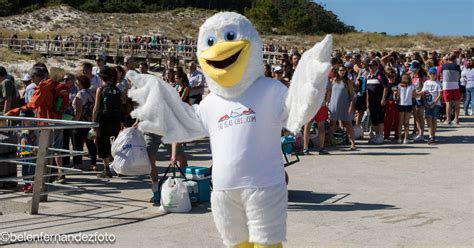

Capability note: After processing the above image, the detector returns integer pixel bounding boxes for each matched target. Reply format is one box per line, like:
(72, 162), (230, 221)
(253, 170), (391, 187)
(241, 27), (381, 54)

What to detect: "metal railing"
(0, 116), (99, 215)
(0, 38), (288, 64)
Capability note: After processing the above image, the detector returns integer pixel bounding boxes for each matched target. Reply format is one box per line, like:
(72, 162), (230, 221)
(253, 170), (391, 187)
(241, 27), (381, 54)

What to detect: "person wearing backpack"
(92, 66), (122, 178)
(72, 75), (97, 171)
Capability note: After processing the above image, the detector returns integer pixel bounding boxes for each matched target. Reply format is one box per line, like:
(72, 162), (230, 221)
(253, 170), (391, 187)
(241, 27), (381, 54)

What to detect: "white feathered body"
(127, 12), (332, 188)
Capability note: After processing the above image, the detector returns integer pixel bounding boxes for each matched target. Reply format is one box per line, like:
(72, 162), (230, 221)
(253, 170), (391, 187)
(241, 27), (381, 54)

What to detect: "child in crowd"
(395, 74), (416, 144)
(421, 67), (442, 144)
(18, 109), (37, 193)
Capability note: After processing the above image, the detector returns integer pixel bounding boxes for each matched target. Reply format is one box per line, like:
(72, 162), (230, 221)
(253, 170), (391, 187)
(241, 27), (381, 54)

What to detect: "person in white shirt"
(92, 54), (107, 76)
(187, 61), (206, 104)
(461, 57), (474, 116)
(395, 74), (415, 144)
(421, 67), (442, 144)
(81, 62), (101, 94)
(22, 74), (36, 104)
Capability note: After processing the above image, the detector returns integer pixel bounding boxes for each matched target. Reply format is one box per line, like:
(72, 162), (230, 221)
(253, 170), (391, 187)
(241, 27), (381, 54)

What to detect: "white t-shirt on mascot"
(197, 77), (288, 190)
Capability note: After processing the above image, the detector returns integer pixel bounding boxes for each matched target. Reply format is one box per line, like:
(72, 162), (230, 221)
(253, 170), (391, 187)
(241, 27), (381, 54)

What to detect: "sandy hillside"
(1, 5), (472, 52)
(0, 5), (213, 39)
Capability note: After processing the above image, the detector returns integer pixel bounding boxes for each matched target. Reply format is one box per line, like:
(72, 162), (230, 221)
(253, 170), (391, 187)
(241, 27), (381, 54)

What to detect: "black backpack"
(100, 85), (122, 121)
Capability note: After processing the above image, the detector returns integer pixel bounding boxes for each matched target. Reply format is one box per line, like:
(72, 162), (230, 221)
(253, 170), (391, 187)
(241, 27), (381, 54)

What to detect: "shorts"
(144, 132), (163, 154)
(313, 105), (329, 122)
(398, 105), (413, 112)
(443, 89), (461, 102)
(355, 94), (367, 111)
(211, 184), (287, 247)
(144, 132), (184, 155)
(425, 105), (441, 118)
(414, 98), (425, 108)
(97, 121), (121, 159)
(367, 84), (385, 126)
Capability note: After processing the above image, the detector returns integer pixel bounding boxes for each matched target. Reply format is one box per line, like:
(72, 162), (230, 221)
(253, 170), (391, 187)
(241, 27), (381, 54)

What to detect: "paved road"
(1, 117), (473, 247)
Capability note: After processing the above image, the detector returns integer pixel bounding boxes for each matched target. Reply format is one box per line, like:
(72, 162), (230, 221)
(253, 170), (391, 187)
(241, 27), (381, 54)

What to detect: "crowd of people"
(0, 45), (472, 199)
(0, 54), (205, 200)
(2, 33), (198, 54)
(265, 47), (473, 154)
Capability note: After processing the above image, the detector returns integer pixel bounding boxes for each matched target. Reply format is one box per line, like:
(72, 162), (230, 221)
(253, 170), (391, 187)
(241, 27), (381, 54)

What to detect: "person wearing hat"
(366, 59), (388, 144)
(92, 54), (107, 76)
(92, 66), (122, 178)
(272, 65), (288, 87)
(22, 74), (36, 104)
(420, 67), (442, 144)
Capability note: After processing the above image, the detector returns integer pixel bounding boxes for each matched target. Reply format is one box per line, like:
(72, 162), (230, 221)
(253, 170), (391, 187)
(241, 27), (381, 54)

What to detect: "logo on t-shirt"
(218, 107), (256, 130)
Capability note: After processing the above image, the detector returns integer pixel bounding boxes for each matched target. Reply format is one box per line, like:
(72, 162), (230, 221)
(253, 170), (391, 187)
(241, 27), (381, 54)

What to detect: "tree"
(244, 0), (279, 33)
(0, 0), (20, 17)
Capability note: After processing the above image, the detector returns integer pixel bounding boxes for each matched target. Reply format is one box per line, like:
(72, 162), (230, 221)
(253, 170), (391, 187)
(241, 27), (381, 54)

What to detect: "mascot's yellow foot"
(254, 243), (283, 248)
(236, 241), (253, 248)
(235, 241), (282, 248)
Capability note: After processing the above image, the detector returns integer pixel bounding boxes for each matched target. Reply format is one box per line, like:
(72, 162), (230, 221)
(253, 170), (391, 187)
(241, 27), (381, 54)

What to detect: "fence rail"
(0, 116), (99, 215)
(0, 38), (287, 64)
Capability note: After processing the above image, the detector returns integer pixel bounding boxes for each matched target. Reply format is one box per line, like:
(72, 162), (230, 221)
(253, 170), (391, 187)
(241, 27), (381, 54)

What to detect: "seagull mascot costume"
(127, 12), (332, 248)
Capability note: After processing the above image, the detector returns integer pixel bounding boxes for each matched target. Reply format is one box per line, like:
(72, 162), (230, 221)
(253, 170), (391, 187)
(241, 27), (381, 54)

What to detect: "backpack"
(52, 81), (70, 118)
(100, 85), (122, 121)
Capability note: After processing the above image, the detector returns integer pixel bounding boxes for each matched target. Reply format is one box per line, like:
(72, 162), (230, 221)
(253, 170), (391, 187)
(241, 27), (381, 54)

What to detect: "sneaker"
(55, 175), (66, 184)
(22, 183), (31, 193)
(302, 148), (311, 155)
(149, 191), (161, 203)
(97, 170), (112, 178)
(372, 134), (384, 144)
(427, 137), (435, 145)
(318, 148), (329, 155)
(443, 121), (452, 126)
(414, 135), (425, 143)
(24, 184), (34, 193)
(369, 131), (376, 140)
(403, 139), (409, 144)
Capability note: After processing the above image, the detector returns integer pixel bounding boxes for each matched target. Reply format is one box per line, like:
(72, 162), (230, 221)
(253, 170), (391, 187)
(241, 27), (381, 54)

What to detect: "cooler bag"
(185, 166), (211, 203)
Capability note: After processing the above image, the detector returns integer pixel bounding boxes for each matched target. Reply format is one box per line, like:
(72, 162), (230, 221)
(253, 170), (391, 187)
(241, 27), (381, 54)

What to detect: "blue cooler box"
(185, 166), (211, 203)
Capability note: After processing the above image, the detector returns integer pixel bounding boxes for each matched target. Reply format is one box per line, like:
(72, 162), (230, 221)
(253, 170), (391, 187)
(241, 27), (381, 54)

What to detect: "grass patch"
(0, 48), (35, 62)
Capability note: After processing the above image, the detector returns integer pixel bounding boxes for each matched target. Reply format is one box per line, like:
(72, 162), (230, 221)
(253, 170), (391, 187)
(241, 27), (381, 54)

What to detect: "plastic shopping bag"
(159, 177), (192, 213)
(110, 128), (151, 175)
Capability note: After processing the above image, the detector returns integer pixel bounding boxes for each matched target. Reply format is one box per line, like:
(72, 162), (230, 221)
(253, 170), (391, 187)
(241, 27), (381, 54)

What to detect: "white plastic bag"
(110, 128), (151, 175)
(159, 177), (192, 213)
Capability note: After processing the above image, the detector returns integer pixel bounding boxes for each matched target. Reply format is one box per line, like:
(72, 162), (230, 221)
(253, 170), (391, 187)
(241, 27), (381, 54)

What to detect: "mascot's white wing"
(283, 34), (333, 133)
(126, 71), (207, 144)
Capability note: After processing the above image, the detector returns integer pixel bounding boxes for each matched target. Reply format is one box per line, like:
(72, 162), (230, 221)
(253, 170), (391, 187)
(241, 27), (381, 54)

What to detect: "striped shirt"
(441, 63), (461, 90)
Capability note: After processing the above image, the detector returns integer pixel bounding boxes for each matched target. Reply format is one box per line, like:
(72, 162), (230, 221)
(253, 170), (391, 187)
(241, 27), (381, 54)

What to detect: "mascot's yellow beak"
(199, 40), (251, 88)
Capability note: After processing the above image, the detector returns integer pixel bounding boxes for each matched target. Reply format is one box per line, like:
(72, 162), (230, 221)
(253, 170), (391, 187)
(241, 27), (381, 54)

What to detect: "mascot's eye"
(207, 37), (215, 47)
(225, 31), (236, 41)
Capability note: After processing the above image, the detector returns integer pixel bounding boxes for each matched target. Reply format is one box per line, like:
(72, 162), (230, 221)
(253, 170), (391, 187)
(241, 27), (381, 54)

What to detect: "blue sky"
(317, 0), (474, 36)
